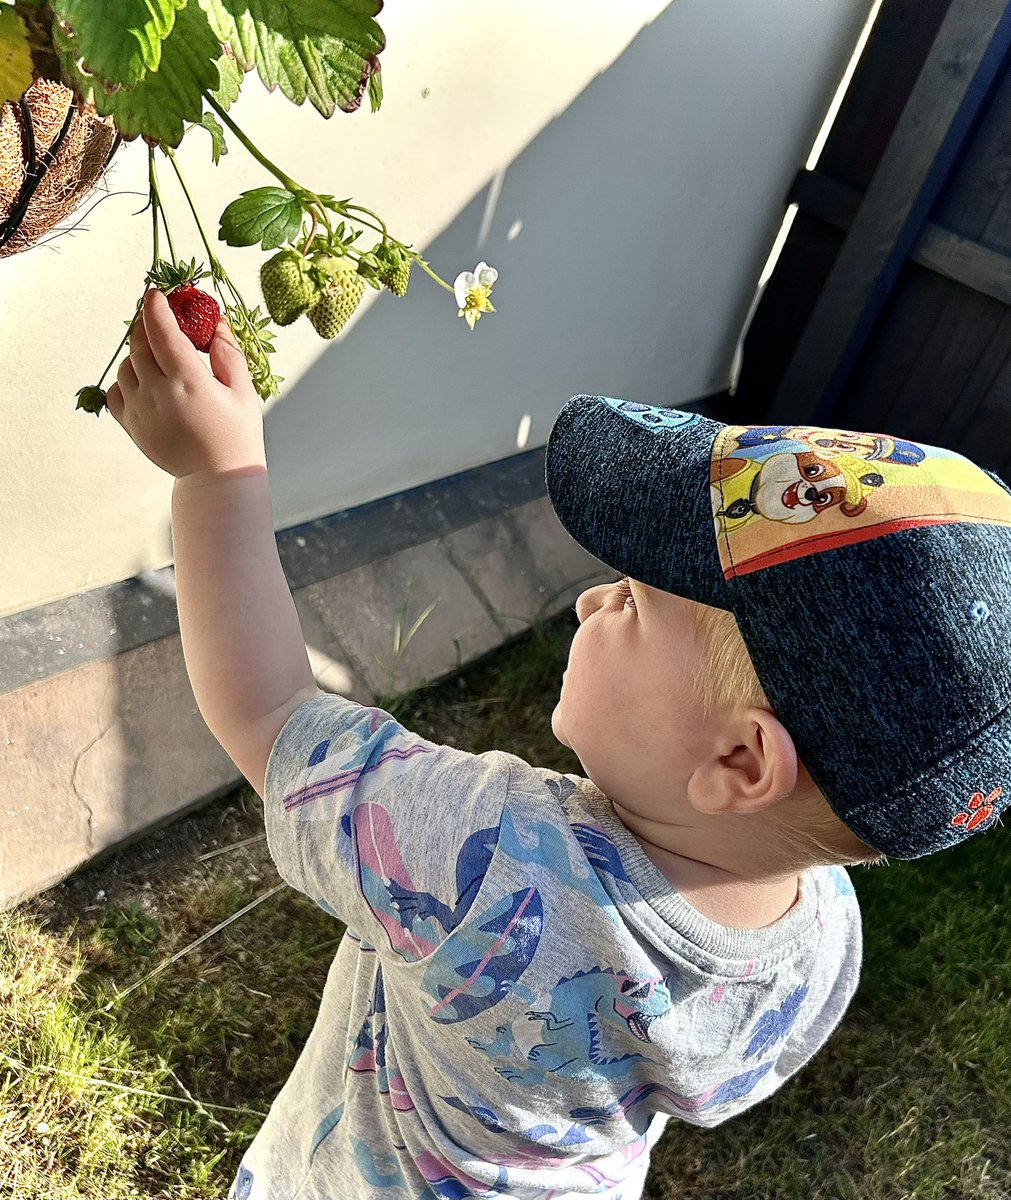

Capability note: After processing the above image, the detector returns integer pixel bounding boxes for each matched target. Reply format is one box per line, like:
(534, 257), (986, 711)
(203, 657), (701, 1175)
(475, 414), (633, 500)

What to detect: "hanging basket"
(0, 78), (120, 258)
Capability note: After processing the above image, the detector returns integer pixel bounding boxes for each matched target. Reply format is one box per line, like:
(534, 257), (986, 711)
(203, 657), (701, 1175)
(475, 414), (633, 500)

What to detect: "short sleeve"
(263, 692), (512, 963)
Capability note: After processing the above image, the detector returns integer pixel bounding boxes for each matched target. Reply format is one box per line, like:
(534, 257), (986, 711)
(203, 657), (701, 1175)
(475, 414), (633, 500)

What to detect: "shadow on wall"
(255, 0), (839, 525)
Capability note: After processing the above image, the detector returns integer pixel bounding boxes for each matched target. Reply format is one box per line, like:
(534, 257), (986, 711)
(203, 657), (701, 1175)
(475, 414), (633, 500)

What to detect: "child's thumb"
(209, 318), (250, 388)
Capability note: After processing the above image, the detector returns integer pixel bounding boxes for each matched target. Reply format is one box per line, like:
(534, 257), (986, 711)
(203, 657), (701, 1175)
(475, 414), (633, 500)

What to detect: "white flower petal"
(476, 265), (498, 287)
(454, 270), (476, 306)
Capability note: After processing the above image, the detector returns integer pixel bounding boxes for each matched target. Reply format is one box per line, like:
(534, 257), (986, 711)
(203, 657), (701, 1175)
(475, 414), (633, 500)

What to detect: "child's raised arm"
(106, 289), (318, 796)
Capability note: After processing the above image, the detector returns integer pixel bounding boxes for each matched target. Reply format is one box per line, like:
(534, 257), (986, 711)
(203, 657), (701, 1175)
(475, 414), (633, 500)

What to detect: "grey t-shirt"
(230, 692), (862, 1200)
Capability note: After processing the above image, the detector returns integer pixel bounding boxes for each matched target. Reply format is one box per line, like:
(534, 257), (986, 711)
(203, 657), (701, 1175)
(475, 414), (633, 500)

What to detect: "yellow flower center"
(459, 285), (495, 329)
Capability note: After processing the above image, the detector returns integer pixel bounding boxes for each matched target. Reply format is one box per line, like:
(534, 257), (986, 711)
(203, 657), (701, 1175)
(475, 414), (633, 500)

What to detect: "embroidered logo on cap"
(600, 398), (700, 433)
(709, 424), (1011, 580)
(951, 786), (1001, 832)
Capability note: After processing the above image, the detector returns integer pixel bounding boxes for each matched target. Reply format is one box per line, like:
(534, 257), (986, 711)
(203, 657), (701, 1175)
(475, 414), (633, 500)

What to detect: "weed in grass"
(88, 900), (161, 961)
(372, 577), (441, 714)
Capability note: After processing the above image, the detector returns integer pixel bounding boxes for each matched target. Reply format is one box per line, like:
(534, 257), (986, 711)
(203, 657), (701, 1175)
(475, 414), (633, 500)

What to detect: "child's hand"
(106, 288), (267, 480)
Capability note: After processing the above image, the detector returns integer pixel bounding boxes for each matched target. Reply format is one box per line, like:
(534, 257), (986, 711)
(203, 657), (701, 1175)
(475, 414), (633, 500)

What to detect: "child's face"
(552, 577), (709, 801)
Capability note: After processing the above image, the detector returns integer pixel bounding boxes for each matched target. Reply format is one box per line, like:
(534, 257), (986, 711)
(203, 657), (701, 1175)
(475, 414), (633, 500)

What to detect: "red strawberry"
(166, 284), (221, 353)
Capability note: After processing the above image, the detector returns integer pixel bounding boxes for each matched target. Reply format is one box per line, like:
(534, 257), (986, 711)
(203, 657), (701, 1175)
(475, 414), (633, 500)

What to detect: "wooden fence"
(729, 0), (1011, 477)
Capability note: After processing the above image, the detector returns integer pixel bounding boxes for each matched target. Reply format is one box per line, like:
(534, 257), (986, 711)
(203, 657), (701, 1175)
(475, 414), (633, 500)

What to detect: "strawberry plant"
(0, 0), (499, 413)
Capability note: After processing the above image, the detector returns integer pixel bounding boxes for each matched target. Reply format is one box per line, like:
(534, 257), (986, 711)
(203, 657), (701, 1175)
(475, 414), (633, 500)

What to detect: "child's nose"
(575, 583), (609, 623)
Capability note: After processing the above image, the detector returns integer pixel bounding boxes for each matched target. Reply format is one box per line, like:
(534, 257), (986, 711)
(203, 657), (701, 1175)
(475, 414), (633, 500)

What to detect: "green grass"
(3, 611), (1010, 1198)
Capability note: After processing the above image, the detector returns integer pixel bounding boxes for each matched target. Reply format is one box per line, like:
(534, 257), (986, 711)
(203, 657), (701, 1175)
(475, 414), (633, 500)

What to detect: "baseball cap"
(545, 395), (1011, 859)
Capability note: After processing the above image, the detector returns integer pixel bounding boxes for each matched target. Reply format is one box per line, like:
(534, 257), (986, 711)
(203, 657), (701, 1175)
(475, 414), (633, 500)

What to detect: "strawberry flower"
(454, 262), (498, 330)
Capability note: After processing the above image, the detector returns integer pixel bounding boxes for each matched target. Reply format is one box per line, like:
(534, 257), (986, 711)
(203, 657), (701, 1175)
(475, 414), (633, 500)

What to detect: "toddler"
(106, 290), (1011, 1200)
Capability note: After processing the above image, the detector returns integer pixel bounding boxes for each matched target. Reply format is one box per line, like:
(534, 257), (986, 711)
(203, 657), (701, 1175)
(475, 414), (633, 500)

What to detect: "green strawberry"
(382, 257), (411, 297)
(373, 242), (411, 297)
(306, 256), (365, 339)
(260, 249), (316, 326)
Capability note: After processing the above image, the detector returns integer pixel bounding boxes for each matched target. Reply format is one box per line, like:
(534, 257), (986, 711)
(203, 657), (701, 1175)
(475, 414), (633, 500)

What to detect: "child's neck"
(609, 800), (802, 930)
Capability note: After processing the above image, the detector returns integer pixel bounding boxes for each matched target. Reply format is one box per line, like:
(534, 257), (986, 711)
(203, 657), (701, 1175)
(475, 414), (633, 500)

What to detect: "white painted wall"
(1, 0), (874, 617)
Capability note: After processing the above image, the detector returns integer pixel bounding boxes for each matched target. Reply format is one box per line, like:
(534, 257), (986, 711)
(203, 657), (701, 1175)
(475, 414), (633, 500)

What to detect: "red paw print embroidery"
(951, 786), (1001, 832)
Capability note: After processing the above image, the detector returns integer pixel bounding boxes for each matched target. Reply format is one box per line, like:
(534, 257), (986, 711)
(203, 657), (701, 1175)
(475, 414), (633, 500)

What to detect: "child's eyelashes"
(615, 576), (637, 610)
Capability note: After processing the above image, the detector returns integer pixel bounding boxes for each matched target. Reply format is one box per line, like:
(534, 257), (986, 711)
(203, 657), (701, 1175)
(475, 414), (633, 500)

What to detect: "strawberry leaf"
(0, 5), (33, 104)
(367, 66), (382, 113)
(192, 110), (227, 163)
(212, 46), (242, 109)
(55, 0), (222, 145)
(219, 186), (303, 250)
(50, 0), (187, 87)
(196, 0), (385, 117)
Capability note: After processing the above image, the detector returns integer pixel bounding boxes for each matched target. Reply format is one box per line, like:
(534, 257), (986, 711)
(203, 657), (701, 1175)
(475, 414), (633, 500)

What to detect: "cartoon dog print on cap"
(731, 425), (926, 467)
(712, 449), (885, 529)
(709, 421), (1011, 580)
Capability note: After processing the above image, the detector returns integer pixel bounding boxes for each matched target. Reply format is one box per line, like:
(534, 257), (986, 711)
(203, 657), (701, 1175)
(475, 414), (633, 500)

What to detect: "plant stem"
(344, 202), (389, 241)
(415, 255), (456, 294)
(92, 153), (163, 388)
(203, 93), (306, 197)
(149, 151), (177, 261)
(302, 208), (319, 254)
(201, 93), (454, 294)
(95, 315), (139, 388)
(338, 206), (456, 293)
(148, 147), (159, 267)
(164, 147), (244, 312)
(162, 148), (281, 401)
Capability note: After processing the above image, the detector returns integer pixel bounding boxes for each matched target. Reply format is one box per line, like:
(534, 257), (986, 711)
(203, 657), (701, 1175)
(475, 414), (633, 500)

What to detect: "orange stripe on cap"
(722, 513), (1011, 580)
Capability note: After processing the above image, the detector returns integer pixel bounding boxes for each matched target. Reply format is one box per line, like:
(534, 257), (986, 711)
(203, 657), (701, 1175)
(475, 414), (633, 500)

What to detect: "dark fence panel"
(727, 0), (1011, 480)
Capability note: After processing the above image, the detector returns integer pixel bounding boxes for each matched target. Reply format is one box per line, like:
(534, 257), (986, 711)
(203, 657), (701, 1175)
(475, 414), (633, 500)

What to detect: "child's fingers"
(116, 351), (140, 397)
(140, 287), (197, 378)
(128, 299), (170, 387)
(105, 380), (124, 422)
(208, 317), (252, 390)
(127, 339), (162, 387)
(127, 294), (158, 364)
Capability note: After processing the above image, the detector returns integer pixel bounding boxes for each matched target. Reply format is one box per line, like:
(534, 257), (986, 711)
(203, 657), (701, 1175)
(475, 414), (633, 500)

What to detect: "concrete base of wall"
(1, 495), (611, 909)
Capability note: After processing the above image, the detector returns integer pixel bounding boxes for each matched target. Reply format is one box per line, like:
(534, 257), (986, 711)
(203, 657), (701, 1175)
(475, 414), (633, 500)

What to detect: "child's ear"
(686, 708), (799, 816)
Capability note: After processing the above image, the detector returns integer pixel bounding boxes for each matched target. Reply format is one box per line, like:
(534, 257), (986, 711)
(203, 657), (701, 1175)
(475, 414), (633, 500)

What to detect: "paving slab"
(75, 635), (240, 853)
(2, 669), (100, 905)
(301, 539), (504, 698)
(293, 591), (373, 702)
(441, 514), (544, 637)
(506, 497), (617, 616)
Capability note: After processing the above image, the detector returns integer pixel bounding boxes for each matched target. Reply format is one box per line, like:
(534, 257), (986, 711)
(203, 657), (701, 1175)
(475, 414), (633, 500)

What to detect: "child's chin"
(550, 706), (570, 749)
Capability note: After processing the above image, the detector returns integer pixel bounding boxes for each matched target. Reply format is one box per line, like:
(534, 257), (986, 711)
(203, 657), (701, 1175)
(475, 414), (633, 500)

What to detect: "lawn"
(2, 612), (1009, 1199)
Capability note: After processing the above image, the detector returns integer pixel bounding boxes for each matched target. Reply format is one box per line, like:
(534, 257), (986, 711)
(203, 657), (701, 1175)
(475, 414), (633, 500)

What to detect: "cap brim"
(545, 396), (731, 610)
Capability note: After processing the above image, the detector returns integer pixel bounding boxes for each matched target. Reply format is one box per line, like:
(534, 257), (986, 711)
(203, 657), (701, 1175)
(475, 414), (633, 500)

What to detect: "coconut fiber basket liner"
(0, 78), (120, 258)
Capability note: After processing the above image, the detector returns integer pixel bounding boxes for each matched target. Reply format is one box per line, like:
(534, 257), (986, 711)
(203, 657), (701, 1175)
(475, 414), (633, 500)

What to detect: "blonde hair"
(691, 602), (769, 718)
(691, 603), (883, 869)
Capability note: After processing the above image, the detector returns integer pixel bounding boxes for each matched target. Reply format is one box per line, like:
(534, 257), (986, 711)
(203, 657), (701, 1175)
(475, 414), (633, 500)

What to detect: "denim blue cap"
(545, 395), (1011, 859)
